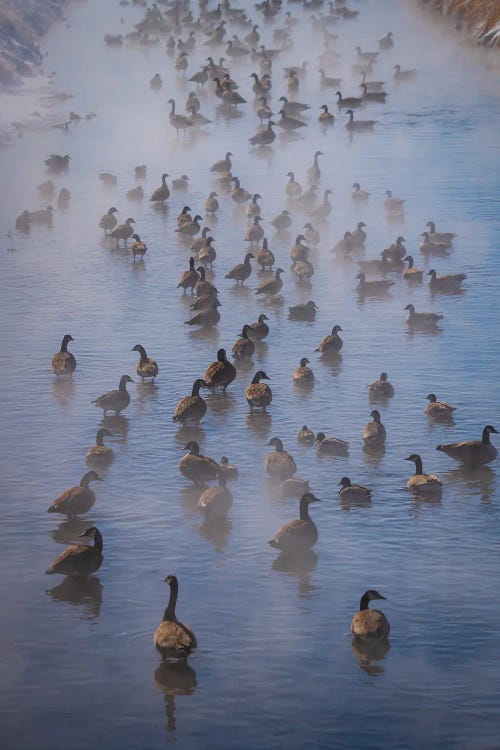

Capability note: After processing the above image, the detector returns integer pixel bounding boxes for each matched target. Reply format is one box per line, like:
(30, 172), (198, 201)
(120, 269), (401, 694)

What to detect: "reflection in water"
(272, 551), (319, 597)
(51, 517), (93, 545)
(52, 377), (75, 407)
(245, 411), (272, 438)
(205, 391), (237, 418)
(101, 415), (130, 442)
(135, 381), (160, 407)
(179, 485), (205, 514)
(444, 466), (497, 504)
(340, 495), (373, 512)
(154, 660), (197, 733)
(174, 424), (206, 448)
(318, 353), (343, 377)
(351, 637), (390, 676)
(362, 443), (386, 468)
(199, 515), (232, 553)
(46, 575), (103, 618)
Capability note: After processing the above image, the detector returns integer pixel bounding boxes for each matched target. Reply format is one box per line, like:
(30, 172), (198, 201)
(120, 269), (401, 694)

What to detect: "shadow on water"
(154, 659), (198, 733)
(362, 443), (386, 468)
(245, 411), (272, 438)
(46, 575), (103, 618)
(198, 515), (232, 552)
(272, 550), (319, 597)
(351, 637), (390, 676)
(52, 377), (75, 407)
(174, 424), (206, 448)
(101, 415), (130, 441)
(50, 517), (93, 545)
(205, 391), (238, 418)
(443, 465), (497, 504)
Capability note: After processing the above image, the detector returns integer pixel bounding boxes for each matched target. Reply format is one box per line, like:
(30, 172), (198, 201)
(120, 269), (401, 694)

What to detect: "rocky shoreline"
(418, 0), (500, 46)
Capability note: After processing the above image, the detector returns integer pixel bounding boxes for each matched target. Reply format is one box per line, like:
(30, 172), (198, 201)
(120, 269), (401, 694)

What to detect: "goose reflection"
(272, 550), (319, 597)
(318, 352), (343, 377)
(443, 465), (496, 504)
(187, 326), (220, 344)
(101, 414), (129, 441)
(351, 637), (390, 676)
(228, 284), (252, 301)
(51, 517), (92, 545)
(179, 484), (206, 513)
(205, 391), (237, 418)
(198, 515), (232, 552)
(52, 376), (75, 407)
(174, 424), (206, 448)
(362, 442), (386, 468)
(254, 341), (269, 361)
(46, 575), (102, 618)
(339, 494), (373, 512)
(252, 145), (275, 166)
(246, 411), (272, 437)
(154, 659), (197, 733)
(135, 380), (160, 407)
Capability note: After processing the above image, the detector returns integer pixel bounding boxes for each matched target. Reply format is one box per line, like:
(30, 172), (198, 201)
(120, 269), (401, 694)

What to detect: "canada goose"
(316, 432), (349, 456)
(331, 231), (355, 255)
(285, 172), (302, 198)
(174, 51), (189, 75)
(313, 189), (333, 220)
(356, 273), (394, 295)
(245, 216), (264, 245)
(231, 177), (252, 204)
(245, 23), (260, 47)
(369, 372), (394, 399)
(277, 110), (308, 132)
(286, 70), (300, 92)
(378, 32), (394, 49)
(135, 164), (147, 179)
(177, 257), (200, 294)
(346, 109), (378, 131)
(361, 84), (388, 103)
(247, 196), (262, 221)
(132, 344), (158, 381)
(168, 99), (193, 135)
(46, 527), (103, 577)
(297, 425), (315, 444)
(204, 349), (236, 391)
(255, 267), (284, 297)
(27, 205), (54, 224)
(131, 234), (148, 262)
(419, 232), (450, 256)
(173, 380), (207, 424)
(185, 299), (221, 327)
(100, 172), (117, 186)
(232, 325), (255, 360)
(355, 46), (379, 63)
(247, 313), (269, 341)
(226, 39), (250, 58)
(318, 104), (335, 124)
(37, 179), (54, 197)
(268, 492), (320, 555)
(189, 67), (209, 88)
(426, 221), (457, 245)
(436, 426), (498, 468)
(198, 474), (233, 516)
(191, 227), (211, 254)
(250, 72), (267, 98)
(271, 211), (292, 233)
(218, 456), (239, 480)
(384, 236), (406, 263)
(210, 151), (232, 174)
(336, 91), (362, 108)
(316, 325), (343, 353)
(195, 266), (218, 298)
(186, 92), (200, 115)
(351, 590), (389, 640)
(256, 238), (275, 270)
(293, 256), (315, 282)
(384, 190), (405, 213)
(393, 64), (417, 81)
(176, 215), (202, 238)
(424, 393), (457, 420)
(403, 255), (423, 281)
(51, 334), (76, 377)
(279, 478), (310, 498)
(179, 441), (219, 484)
(279, 96), (310, 116)
(307, 150), (323, 185)
(351, 222), (367, 247)
(404, 454), (442, 495)
(265, 437), (297, 480)
(359, 72), (386, 93)
(99, 207), (118, 235)
(363, 410), (386, 446)
(404, 304), (443, 328)
(47, 471), (102, 515)
(154, 576), (197, 659)
(45, 154), (70, 172)
(86, 429), (114, 465)
(246, 370), (272, 411)
(288, 300), (318, 321)
(172, 175), (189, 191)
(15, 210), (30, 232)
(110, 217), (135, 248)
(249, 120), (277, 146)
(294, 357), (314, 383)
(255, 96), (272, 124)
(92, 375), (134, 415)
(352, 182), (370, 200)
(150, 73), (162, 88)
(204, 192), (219, 216)
(198, 237), (216, 267)
(303, 223), (320, 247)
(338, 477), (372, 501)
(225, 253), (254, 285)
(215, 79), (247, 107)
(428, 269), (466, 292)
(149, 173), (170, 205)
(126, 186), (143, 201)
(319, 68), (341, 88)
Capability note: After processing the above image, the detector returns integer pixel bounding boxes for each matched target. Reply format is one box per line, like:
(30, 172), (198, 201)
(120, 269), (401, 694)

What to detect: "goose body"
(47, 471), (102, 515)
(46, 527), (103, 577)
(204, 192), (219, 215)
(285, 172), (302, 197)
(345, 109), (377, 131)
(168, 99), (193, 134)
(265, 437), (297, 480)
(277, 110), (307, 132)
(405, 454), (442, 495)
(246, 370), (272, 411)
(231, 177), (252, 204)
(245, 216), (264, 245)
(403, 255), (423, 282)
(425, 393), (457, 420)
(173, 379), (207, 424)
(336, 91), (362, 108)
(177, 257), (200, 294)
(428, 269), (466, 292)
(289, 301), (318, 321)
(154, 576), (197, 659)
(436, 426), (498, 467)
(351, 590), (390, 640)
(179, 441), (219, 484)
(363, 410), (386, 446)
(297, 425), (315, 444)
(45, 154), (70, 172)
(338, 477), (372, 501)
(131, 234), (148, 262)
(255, 267), (284, 297)
(248, 313), (269, 340)
(256, 238), (275, 270)
(198, 476), (233, 516)
(356, 273), (394, 294)
(315, 432), (349, 456)
(203, 349), (236, 391)
(110, 217), (135, 248)
(426, 221), (457, 244)
(185, 299), (221, 327)
(51, 334), (76, 377)
(99, 206), (118, 234)
(368, 372), (394, 399)
(218, 456), (239, 480)
(352, 182), (370, 200)
(132, 344), (158, 381)
(210, 152), (232, 174)
(268, 492), (319, 555)
(316, 325), (343, 353)
(249, 120), (276, 146)
(419, 232), (450, 256)
(384, 190), (405, 213)
(405, 304), (443, 328)
(86, 429), (114, 466)
(92, 374), (133, 415)
(271, 211), (292, 232)
(394, 64), (417, 81)
(293, 357), (314, 383)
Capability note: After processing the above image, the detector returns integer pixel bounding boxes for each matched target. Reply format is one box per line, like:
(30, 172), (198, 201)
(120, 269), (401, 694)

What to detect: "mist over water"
(0, 0), (499, 748)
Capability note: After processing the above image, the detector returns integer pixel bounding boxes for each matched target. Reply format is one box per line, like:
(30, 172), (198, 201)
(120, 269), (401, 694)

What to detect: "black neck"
(482, 428), (491, 445)
(60, 338), (69, 353)
(359, 593), (370, 611)
(93, 530), (103, 553)
(299, 496), (311, 521)
(163, 582), (178, 621)
(414, 456), (423, 475)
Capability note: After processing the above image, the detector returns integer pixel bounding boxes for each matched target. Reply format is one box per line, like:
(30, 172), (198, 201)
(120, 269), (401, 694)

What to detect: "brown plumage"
(99, 206), (118, 234)
(427, 269), (467, 292)
(173, 379), (207, 424)
(203, 349), (236, 391)
(86, 429), (114, 466)
(185, 299), (221, 327)
(424, 393), (457, 421)
(154, 576), (197, 659)
(248, 313), (269, 340)
(47, 471), (102, 515)
(351, 590), (390, 640)
(179, 441), (219, 484)
(404, 454), (442, 495)
(92, 375), (134, 415)
(177, 205), (192, 227)
(338, 477), (372, 501)
(265, 437), (297, 480)
(436, 425), (498, 468)
(268, 493), (320, 555)
(315, 325), (343, 354)
(225, 253), (254, 284)
(363, 410), (386, 445)
(403, 255), (423, 282)
(368, 372), (394, 399)
(246, 370), (272, 411)
(132, 344), (159, 381)
(110, 217), (135, 248)
(255, 267), (284, 297)
(256, 238), (275, 270)
(51, 334), (76, 377)
(150, 173), (170, 204)
(315, 432), (349, 456)
(288, 301), (318, 321)
(218, 456), (239, 480)
(197, 475), (233, 516)
(131, 234), (147, 261)
(232, 325), (255, 360)
(297, 425), (315, 444)
(293, 357), (314, 383)
(194, 266), (218, 298)
(46, 526), (103, 577)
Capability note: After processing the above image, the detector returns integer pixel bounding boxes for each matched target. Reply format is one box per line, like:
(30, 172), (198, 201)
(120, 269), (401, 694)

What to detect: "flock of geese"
(16, 0), (496, 665)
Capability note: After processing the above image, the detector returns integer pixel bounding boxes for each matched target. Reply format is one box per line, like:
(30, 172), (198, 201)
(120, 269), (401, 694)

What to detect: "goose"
(338, 477), (372, 501)
(46, 527), (103, 577)
(232, 325), (255, 360)
(45, 154), (70, 172)
(351, 183), (370, 200)
(173, 379), (207, 424)
(351, 591), (390, 640)
(179, 441), (219, 484)
(249, 120), (276, 146)
(256, 238), (275, 270)
(312, 189), (333, 220)
(307, 150), (323, 185)
(132, 344), (158, 381)
(361, 84), (388, 103)
(204, 192), (219, 215)
(437, 426), (498, 468)
(286, 70), (300, 92)
(131, 234), (148, 262)
(246, 370), (272, 411)
(404, 304), (443, 328)
(176, 215), (202, 237)
(250, 72), (266, 97)
(226, 253), (254, 284)
(248, 313), (270, 340)
(425, 394), (457, 420)
(185, 299), (221, 327)
(285, 172), (302, 197)
(244, 24), (260, 47)
(393, 64), (417, 81)
(404, 454), (442, 495)
(297, 185), (318, 209)
(150, 73), (162, 88)
(351, 222), (367, 247)
(126, 186), (144, 201)
(255, 267), (284, 297)
(154, 576), (197, 659)
(191, 227), (211, 254)
(384, 190), (405, 213)
(336, 91), (362, 108)
(283, 61), (308, 79)
(279, 96), (310, 116)
(428, 269), (466, 292)
(189, 67), (209, 87)
(359, 72), (386, 92)
(168, 99), (193, 135)
(218, 456), (239, 480)
(172, 175), (189, 191)
(210, 151), (232, 174)
(186, 92), (200, 115)
(245, 216), (264, 244)
(86, 429), (114, 465)
(279, 478), (311, 499)
(174, 51), (189, 75)
(403, 255), (423, 281)
(319, 68), (342, 87)
(92, 375), (134, 415)
(384, 236), (406, 263)
(293, 255), (315, 282)
(247, 196), (262, 220)
(231, 177), (252, 203)
(271, 211), (292, 231)
(355, 46), (379, 63)
(419, 232), (450, 256)
(319, 105), (335, 123)
(51, 334), (76, 377)
(195, 266), (218, 298)
(203, 349), (236, 391)
(198, 237), (216, 267)
(316, 325), (343, 354)
(15, 210), (30, 232)
(99, 172), (117, 186)
(288, 300), (318, 321)
(135, 164), (147, 179)
(303, 223), (320, 247)
(198, 475), (233, 516)
(290, 234), (310, 263)
(47, 469), (102, 515)
(315, 432), (349, 456)
(425, 222), (457, 245)
(297, 425), (315, 444)
(226, 39), (250, 58)
(191, 290), (218, 312)
(363, 410), (386, 446)
(369, 372), (394, 399)
(255, 96), (273, 124)
(268, 492), (320, 555)
(346, 109), (378, 131)
(177, 257), (200, 294)
(378, 32), (394, 49)
(37, 179), (54, 197)
(27, 205), (54, 224)
(110, 217), (135, 248)
(293, 357), (314, 383)
(331, 231), (355, 255)
(265, 437), (297, 480)
(277, 110), (308, 132)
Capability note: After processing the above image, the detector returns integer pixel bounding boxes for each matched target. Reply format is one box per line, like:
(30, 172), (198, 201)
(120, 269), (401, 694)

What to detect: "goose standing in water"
(218, 456), (239, 481)
(245, 216), (264, 245)
(356, 273), (394, 295)
(173, 380), (207, 424)
(51, 334), (76, 377)
(437, 425), (498, 468)
(351, 591), (390, 640)
(293, 357), (314, 383)
(384, 190), (405, 214)
(271, 211), (292, 231)
(177, 257), (200, 294)
(404, 304), (443, 329)
(185, 299), (221, 327)
(345, 109), (378, 131)
(47, 471), (102, 515)
(131, 344), (158, 381)
(336, 91), (363, 108)
(378, 32), (394, 50)
(419, 232), (450, 257)
(285, 172), (302, 198)
(307, 151), (323, 185)
(150, 173), (170, 204)
(368, 372), (394, 400)
(351, 182), (370, 200)
(86, 429), (114, 466)
(131, 234), (148, 262)
(249, 120), (277, 146)
(92, 375), (134, 415)
(313, 189), (333, 220)
(46, 527), (103, 577)
(404, 454), (442, 495)
(256, 238), (275, 270)
(154, 576), (197, 659)
(248, 313), (269, 341)
(168, 99), (193, 135)
(179, 441), (219, 484)
(255, 268), (284, 297)
(210, 151), (232, 174)
(198, 475), (233, 516)
(203, 349), (236, 392)
(110, 217), (135, 248)
(425, 394), (457, 421)
(232, 325), (255, 360)
(99, 206), (118, 234)
(204, 192), (219, 215)
(315, 325), (343, 354)
(246, 370), (272, 412)
(231, 177), (252, 204)
(297, 425), (315, 444)
(394, 64), (417, 81)
(265, 437), (297, 480)
(194, 266), (218, 298)
(268, 492), (320, 556)
(363, 410), (386, 446)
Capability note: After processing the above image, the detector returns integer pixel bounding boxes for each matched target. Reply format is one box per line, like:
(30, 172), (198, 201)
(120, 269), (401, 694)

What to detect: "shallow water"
(0, 1), (499, 748)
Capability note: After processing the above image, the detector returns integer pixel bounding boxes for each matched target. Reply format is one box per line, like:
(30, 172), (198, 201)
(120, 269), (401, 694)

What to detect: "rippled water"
(0, 1), (499, 748)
